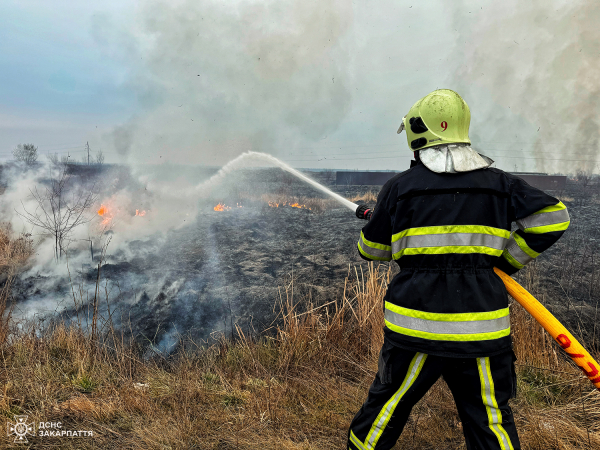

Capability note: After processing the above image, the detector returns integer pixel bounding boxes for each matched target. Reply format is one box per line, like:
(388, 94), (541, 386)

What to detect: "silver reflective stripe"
(366, 352), (427, 447)
(359, 234), (392, 259)
(385, 309), (510, 335)
(518, 208), (569, 230)
(504, 238), (533, 266)
(479, 357), (514, 450)
(392, 232), (507, 254)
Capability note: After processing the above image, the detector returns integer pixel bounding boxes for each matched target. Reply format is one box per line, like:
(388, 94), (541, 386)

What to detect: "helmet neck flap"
(419, 144), (494, 173)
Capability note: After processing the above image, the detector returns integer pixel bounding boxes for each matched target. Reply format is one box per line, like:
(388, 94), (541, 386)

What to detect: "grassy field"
(1, 209), (600, 449)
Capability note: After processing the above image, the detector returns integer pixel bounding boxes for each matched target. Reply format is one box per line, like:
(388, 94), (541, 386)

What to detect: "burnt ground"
(7, 166), (600, 354)
(104, 204), (367, 348)
(9, 168), (377, 350)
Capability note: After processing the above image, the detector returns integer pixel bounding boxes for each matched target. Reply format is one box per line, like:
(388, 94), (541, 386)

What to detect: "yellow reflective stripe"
(519, 203), (569, 231)
(477, 358), (515, 450)
(361, 231), (391, 251)
(358, 241), (392, 261)
(393, 246), (503, 259)
(365, 353), (427, 448)
(524, 221), (570, 234)
(349, 430), (368, 450)
(532, 201), (566, 215)
(392, 225), (510, 242)
(385, 301), (509, 322)
(385, 320), (510, 341)
(502, 248), (524, 269)
(512, 233), (539, 258)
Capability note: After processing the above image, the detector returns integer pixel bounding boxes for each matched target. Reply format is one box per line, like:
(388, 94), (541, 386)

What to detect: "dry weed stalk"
(0, 223), (33, 270)
(349, 191), (378, 204)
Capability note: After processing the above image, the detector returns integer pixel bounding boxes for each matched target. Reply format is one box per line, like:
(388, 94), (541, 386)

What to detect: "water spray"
(195, 151), (360, 212)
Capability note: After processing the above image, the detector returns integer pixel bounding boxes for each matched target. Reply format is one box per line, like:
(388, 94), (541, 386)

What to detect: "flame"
(268, 201), (310, 210)
(135, 209), (147, 217)
(214, 203), (231, 211)
(97, 204), (113, 226)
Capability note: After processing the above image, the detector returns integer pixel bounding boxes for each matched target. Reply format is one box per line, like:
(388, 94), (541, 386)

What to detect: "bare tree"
(13, 144), (38, 165)
(18, 164), (97, 260)
(95, 150), (105, 165)
(47, 153), (60, 166)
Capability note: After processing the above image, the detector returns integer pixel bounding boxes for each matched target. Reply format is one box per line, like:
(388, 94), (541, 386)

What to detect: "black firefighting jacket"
(358, 161), (569, 357)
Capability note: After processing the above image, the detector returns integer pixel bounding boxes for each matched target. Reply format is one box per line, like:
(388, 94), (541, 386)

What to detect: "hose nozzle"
(355, 204), (372, 221)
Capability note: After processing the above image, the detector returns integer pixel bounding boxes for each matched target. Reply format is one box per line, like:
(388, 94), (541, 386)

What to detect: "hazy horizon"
(2, 0), (599, 173)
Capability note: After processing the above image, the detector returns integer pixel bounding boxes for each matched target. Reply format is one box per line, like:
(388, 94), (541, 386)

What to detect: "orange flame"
(97, 204), (113, 226)
(268, 201), (310, 210)
(214, 203), (231, 211)
(135, 209), (147, 217)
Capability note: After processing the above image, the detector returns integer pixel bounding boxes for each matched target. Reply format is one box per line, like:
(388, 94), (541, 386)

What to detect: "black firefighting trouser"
(348, 341), (520, 450)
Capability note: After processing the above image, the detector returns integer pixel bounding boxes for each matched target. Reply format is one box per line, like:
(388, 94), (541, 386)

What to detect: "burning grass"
(260, 194), (332, 213)
(208, 188), (380, 216)
(0, 262), (599, 449)
(210, 193), (357, 214)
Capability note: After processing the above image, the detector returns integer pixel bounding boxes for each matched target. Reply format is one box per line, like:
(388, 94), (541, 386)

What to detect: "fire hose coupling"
(355, 204), (373, 221)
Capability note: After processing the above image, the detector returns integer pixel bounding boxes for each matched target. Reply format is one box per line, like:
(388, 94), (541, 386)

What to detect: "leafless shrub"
(12, 143), (38, 165)
(95, 150), (105, 165)
(47, 152), (60, 165)
(17, 164), (97, 259)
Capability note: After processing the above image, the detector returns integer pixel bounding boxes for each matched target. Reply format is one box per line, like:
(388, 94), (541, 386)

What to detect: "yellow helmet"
(397, 89), (471, 151)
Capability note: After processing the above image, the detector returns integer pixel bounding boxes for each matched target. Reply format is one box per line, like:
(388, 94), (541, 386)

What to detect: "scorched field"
(0, 163), (599, 449)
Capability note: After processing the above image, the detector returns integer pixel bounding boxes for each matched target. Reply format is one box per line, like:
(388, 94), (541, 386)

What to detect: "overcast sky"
(1, 0), (598, 173)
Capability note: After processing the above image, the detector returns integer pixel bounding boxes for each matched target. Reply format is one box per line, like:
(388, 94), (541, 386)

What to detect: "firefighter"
(348, 89), (569, 450)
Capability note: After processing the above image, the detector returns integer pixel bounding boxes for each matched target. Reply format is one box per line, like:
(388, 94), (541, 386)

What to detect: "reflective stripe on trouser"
(348, 349), (432, 450)
(348, 343), (521, 450)
(477, 357), (515, 450)
(384, 302), (511, 342)
(390, 225), (509, 260)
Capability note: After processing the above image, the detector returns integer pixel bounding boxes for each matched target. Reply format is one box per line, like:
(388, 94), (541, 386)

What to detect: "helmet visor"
(397, 116), (406, 134)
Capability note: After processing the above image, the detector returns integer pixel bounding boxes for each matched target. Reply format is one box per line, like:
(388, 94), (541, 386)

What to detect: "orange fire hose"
(494, 267), (600, 391)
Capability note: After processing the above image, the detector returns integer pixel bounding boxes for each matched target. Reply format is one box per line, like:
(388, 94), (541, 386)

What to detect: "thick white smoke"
(92, 0), (355, 166)
(449, 0), (600, 173)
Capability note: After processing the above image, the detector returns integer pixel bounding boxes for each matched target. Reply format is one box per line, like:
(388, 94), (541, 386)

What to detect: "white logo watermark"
(6, 417), (93, 444)
(7, 416), (35, 443)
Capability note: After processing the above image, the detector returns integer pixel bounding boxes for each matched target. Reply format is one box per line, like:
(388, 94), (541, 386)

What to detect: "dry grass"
(257, 189), (380, 212)
(0, 223), (33, 272)
(214, 189), (377, 213)
(349, 191), (378, 204)
(0, 260), (599, 448)
(259, 193), (335, 213)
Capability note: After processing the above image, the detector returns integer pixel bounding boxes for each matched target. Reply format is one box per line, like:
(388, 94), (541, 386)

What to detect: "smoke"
(93, 0), (355, 166)
(448, 0), (600, 173)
